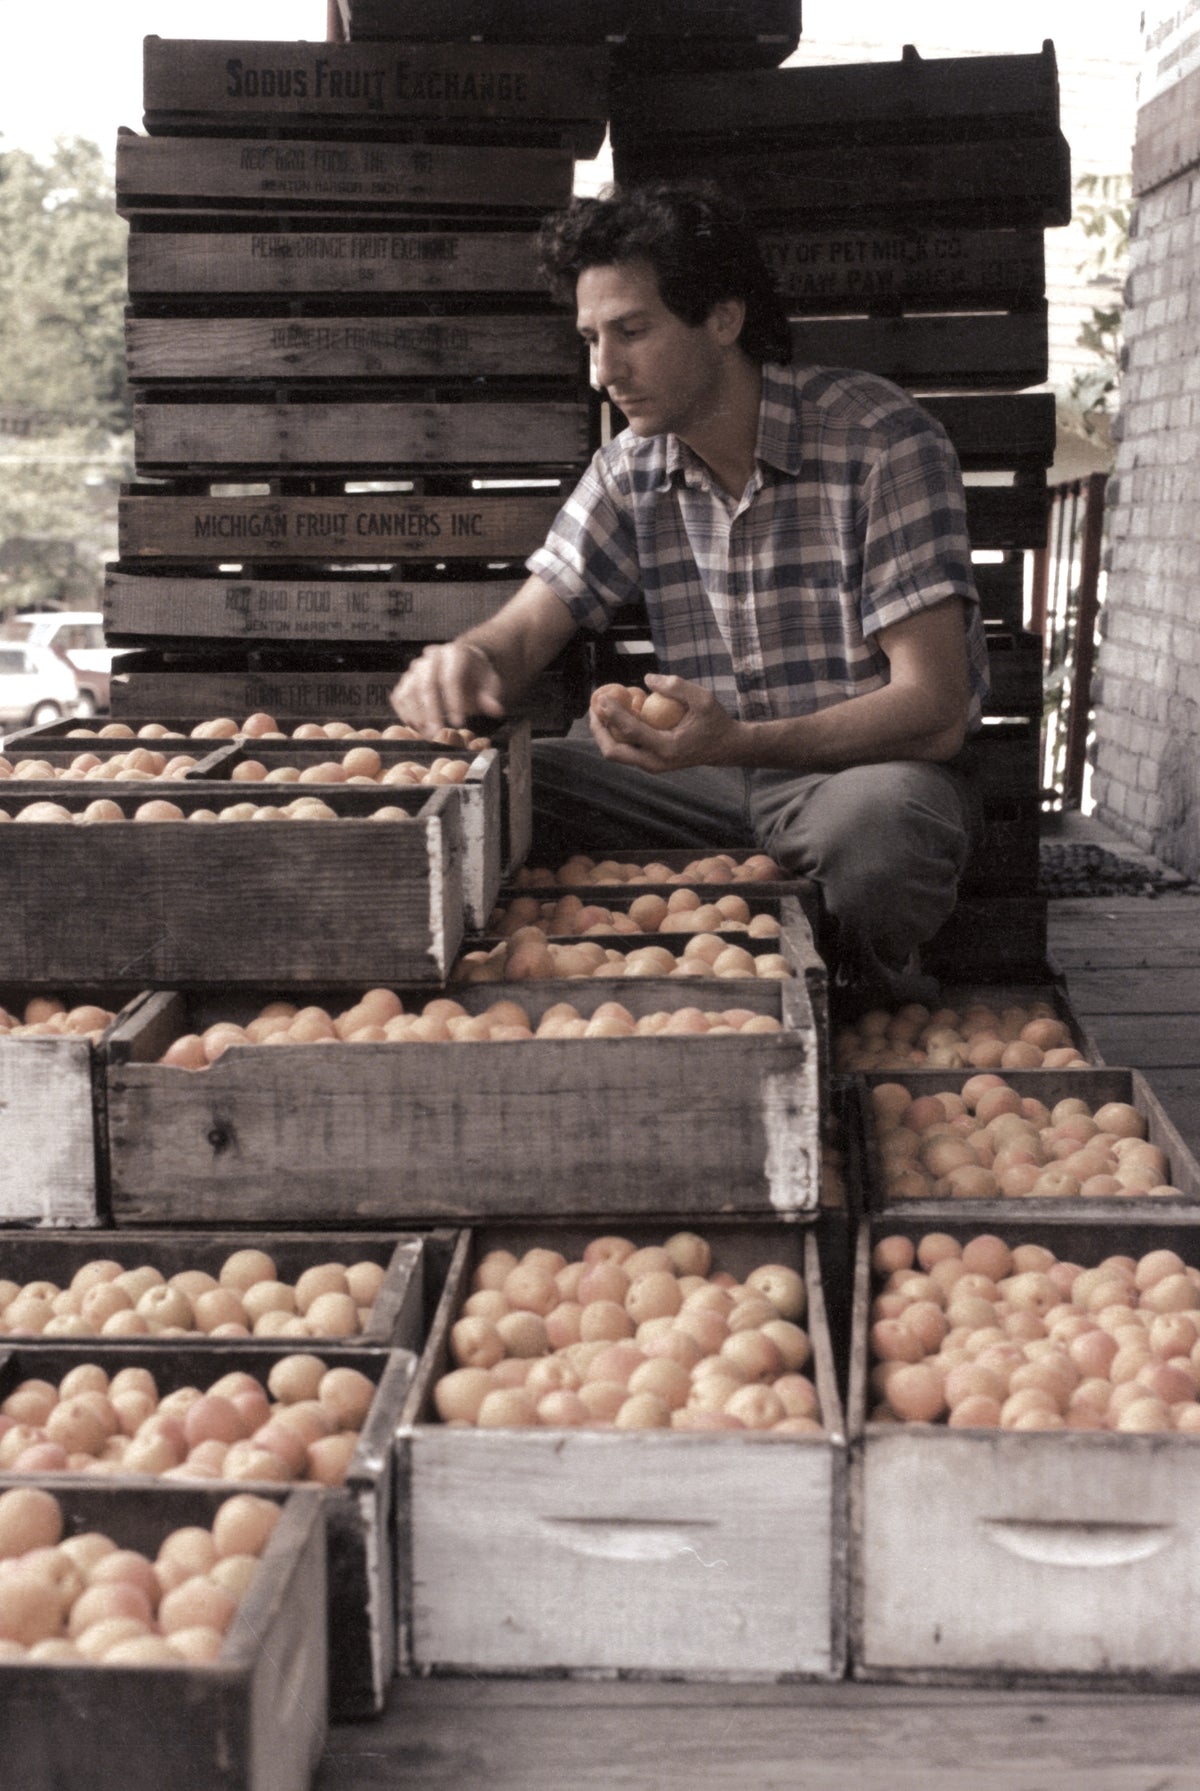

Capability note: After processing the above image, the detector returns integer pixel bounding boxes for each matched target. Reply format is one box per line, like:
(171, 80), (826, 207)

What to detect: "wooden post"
(1063, 471), (1108, 809)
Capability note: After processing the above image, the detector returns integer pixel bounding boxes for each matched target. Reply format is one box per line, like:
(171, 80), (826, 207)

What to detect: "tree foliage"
(1059, 172), (1131, 441)
(0, 138), (130, 433)
(0, 139), (130, 616)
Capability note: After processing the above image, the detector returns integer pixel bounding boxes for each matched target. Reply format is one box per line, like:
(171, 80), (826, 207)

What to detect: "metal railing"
(1029, 471), (1107, 810)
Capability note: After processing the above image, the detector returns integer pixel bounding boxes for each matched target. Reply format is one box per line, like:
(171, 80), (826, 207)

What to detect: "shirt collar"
(655, 361), (803, 490)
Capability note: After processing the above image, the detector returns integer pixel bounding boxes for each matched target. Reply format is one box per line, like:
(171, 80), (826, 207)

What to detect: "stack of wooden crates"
(607, 41), (1070, 979)
(110, 32), (607, 727)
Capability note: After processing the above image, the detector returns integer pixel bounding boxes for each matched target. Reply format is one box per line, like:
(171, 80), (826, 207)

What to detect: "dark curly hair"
(537, 181), (793, 366)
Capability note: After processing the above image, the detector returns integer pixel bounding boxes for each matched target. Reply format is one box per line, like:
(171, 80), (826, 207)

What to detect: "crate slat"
(133, 398), (590, 473)
(789, 311), (1047, 392)
(0, 1485), (326, 1791)
(103, 976), (820, 1224)
(761, 226), (1046, 314)
(125, 313), (582, 383)
(104, 568), (524, 642)
(612, 136), (1073, 230)
(141, 40), (608, 153)
(610, 48), (1059, 147)
(0, 786), (465, 986)
(116, 487), (564, 563)
(397, 1222), (844, 1678)
(126, 227), (550, 295)
(851, 1217), (1200, 1684)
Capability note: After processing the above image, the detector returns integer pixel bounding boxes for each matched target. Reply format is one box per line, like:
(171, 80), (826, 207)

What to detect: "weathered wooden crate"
(0, 1230), (427, 1349)
(849, 1215), (1200, 1684)
(140, 40), (608, 154)
(337, 0), (800, 69)
(103, 974), (820, 1225)
(125, 226), (552, 296)
(395, 1221), (845, 1678)
(133, 394), (590, 475)
(0, 1482), (325, 1791)
(605, 394), (1055, 478)
(104, 566), (527, 648)
(0, 988), (149, 1228)
(125, 312), (583, 385)
(0, 784), (465, 986)
(0, 1340), (413, 1720)
(223, 724), (530, 882)
(105, 641), (591, 740)
(615, 137), (1072, 231)
(117, 135), (575, 218)
(0, 739), (220, 777)
(174, 744), (501, 930)
(6, 719), (531, 877)
(965, 483), (1051, 553)
(973, 558), (1029, 633)
(465, 890), (828, 1086)
(923, 894), (1049, 983)
(611, 46), (1060, 150)
(5, 750), (496, 933)
(831, 974), (1086, 1068)
(509, 848), (818, 907)
(113, 479), (566, 568)
(852, 1065), (1200, 1227)
(759, 225), (1047, 315)
(787, 311), (1048, 392)
(958, 718), (1042, 898)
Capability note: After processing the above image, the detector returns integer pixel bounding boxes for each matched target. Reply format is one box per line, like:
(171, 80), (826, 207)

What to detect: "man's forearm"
(718, 682), (967, 773)
(460, 578), (579, 708)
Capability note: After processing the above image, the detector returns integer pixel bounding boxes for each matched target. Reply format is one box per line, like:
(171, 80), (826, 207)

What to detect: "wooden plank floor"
(1046, 816), (1200, 1153)
(314, 814), (1200, 1791)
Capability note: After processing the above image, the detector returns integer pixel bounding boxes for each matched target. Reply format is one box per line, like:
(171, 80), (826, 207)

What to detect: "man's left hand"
(588, 673), (742, 773)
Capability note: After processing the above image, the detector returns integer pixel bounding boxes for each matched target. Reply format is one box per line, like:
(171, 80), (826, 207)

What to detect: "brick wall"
(1091, 59), (1200, 872)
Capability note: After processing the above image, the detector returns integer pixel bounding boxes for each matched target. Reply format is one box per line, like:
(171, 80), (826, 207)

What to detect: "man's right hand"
(390, 640), (507, 737)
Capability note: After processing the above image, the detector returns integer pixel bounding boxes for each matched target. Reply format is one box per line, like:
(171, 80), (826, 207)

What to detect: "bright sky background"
(2, 0), (1142, 161)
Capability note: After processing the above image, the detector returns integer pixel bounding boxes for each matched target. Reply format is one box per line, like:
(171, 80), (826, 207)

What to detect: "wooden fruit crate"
(0, 988), (149, 1228)
(125, 226), (553, 296)
(0, 784), (465, 987)
(103, 973), (821, 1226)
(140, 40), (609, 156)
(758, 224), (1046, 315)
(831, 976), (1088, 1072)
(104, 568), (527, 647)
(212, 725), (530, 884)
(105, 644), (591, 741)
(851, 1065), (1200, 1227)
(922, 894), (1049, 984)
(0, 1230), (427, 1351)
(612, 136), (1071, 231)
(0, 1483), (325, 1791)
(0, 1341), (413, 1720)
(117, 138), (575, 218)
(462, 891), (828, 1087)
(785, 312), (1047, 393)
(4, 719), (532, 884)
(125, 312), (582, 385)
(849, 1216), (1200, 1684)
(132, 394), (590, 476)
(173, 746), (500, 932)
(395, 1221), (845, 1678)
(610, 46), (1061, 152)
(336, 0), (800, 70)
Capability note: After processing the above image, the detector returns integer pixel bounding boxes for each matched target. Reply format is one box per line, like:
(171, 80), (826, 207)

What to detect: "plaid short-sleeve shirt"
(527, 362), (990, 730)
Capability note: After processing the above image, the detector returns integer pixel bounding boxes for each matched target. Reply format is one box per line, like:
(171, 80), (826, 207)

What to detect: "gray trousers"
(531, 735), (975, 992)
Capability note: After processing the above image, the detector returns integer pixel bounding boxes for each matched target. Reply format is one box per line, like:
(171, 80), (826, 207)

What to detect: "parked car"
(12, 611), (115, 715)
(0, 641), (86, 730)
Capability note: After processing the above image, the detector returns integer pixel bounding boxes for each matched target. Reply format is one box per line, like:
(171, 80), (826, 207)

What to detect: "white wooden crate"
(397, 1222), (846, 1679)
(850, 1216), (1200, 1683)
